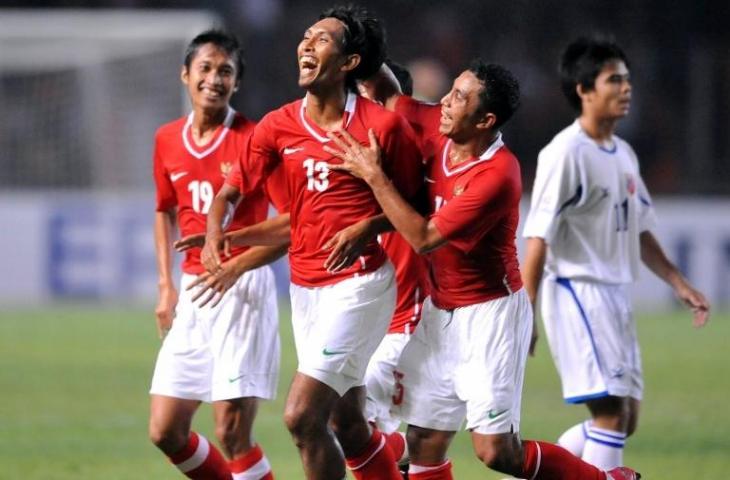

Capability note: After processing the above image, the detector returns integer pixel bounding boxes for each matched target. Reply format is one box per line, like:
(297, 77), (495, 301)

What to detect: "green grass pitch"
(0, 305), (727, 479)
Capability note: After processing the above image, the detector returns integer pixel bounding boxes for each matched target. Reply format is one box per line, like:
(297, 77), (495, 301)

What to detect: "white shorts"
(540, 277), (643, 403)
(150, 267), (280, 402)
(290, 262), (396, 397)
(394, 290), (532, 435)
(364, 332), (411, 433)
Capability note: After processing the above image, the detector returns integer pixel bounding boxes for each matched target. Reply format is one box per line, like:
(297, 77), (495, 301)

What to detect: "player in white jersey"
(522, 37), (710, 471)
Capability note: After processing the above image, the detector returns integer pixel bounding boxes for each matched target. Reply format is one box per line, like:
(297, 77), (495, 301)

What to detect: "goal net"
(0, 9), (219, 191)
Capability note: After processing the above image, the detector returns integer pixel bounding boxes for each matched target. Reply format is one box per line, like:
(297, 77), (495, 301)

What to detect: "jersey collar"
(182, 107), (236, 159)
(441, 132), (504, 177)
(299, 91), (357, 143)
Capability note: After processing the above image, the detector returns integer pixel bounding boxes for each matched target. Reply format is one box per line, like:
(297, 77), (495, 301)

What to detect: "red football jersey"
(379, 231), (429, 333)
(153, 109), (289, 274)
(395, 96), (523, 310)
(236, 92), (422, 287)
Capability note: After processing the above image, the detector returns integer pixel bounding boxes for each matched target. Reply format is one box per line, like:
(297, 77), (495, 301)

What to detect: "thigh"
(150, 274), (213, 402)
(149, 394), (200, 439)
(291, 263), (397, 397)
(394, 298), (466, 432)
(209, 266), (281, 401)
(363, 333), (409, 431)
(406, 425), (457, 465)
(455, 290), (532, 435)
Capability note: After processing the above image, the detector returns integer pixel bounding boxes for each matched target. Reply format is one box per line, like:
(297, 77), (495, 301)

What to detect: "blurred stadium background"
(0, 1), (728, 479)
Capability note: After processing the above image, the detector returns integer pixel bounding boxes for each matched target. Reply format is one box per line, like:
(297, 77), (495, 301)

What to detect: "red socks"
(408, 460), (453, 479)
(345, 429), (402, 480)
(383, 431), (407, 463)
(168, 432), (232, 479)
(522, 440), (607, 480)
(229, 444), (274, 479)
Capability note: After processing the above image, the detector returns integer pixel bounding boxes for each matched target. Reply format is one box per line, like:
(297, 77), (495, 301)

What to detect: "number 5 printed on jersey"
(303, 158), (330, 192)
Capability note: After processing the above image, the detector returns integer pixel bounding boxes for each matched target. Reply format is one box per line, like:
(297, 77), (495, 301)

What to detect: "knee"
(149, 421), (188, 455)
(284, 403), (323, 440)
(473, 438), (523, 474)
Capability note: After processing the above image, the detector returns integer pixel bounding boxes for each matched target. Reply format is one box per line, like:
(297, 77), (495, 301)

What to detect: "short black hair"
(319, 4), (387, 91)
(184, 29), (245, 82)
(559, 36), (629, 112)
(385, 59), (413, 96)
(467, 59), (521, 129)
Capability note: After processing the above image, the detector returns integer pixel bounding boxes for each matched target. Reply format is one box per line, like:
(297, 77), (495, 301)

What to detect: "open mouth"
(299, 56), (318, 75)
(200, 86), (224, 99)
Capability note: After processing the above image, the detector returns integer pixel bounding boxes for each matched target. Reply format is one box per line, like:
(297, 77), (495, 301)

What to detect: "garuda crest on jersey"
(220, 162), (233, 178)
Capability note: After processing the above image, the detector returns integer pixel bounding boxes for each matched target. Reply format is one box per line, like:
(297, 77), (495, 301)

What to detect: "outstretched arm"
(187, 244), (288, 308)
(358, 63), (403, 111)
(324, 129), (446, 254)
(640, 230), (710, 327)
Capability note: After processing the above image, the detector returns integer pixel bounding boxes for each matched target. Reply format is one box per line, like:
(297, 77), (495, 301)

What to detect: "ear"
(180, 65), (189, 85)
(340, 53), (361, 74)
(576, 83), (592, 103)
(475, 112), (497, 131)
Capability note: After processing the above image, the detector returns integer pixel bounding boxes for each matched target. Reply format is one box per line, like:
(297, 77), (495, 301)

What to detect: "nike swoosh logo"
(424, 176), (435, 183)
(170, 171), (188, 182)
(322, 348), (348, 356)
(228, 374), (245, 383)
(487, 409), (508, 419)
(283, 147), (304, 155)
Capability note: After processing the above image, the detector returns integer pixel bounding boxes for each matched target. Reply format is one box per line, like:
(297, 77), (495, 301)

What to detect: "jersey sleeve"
(522, 144), (582, 243)
(394, 95), (441, 149)
(431, 164), (514, 254)
(380, 115), (424, 201)
(636, 171), (657, 233)
(263, 163), (290, 214)
(153, 133), (176, 212)
(237, 116), (281, 197)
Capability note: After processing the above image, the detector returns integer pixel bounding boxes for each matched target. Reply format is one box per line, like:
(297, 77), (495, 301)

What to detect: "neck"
(304, 87), (348, 131)
(192, 106), (228, 134)
(578, 114), (617, 142)
(449, 131), (499, 165)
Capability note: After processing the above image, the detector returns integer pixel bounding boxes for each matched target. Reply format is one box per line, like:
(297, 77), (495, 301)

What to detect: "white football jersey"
(523, 120), (657, 284)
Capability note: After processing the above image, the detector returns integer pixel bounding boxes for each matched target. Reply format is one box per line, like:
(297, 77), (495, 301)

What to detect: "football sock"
(345, 428), (402, 480)
(383, 430), (408, 463)
(521, 440), (608, 480)
(557, 420), (591, 457)
(229, 444), (274, 480)
(408, 460), (453, 480)
(583, 426), (626, 470)
(168, 431), (232, 480)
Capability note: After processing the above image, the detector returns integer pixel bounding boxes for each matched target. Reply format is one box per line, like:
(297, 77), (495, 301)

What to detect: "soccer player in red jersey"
(201, 6), (422, 480)
(149, 30), (287, 480)
(325, 60), (641, 480)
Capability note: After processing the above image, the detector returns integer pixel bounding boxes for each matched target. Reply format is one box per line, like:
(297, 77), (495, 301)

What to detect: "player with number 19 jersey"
(234, 92), (422, 287)
(153, 108), (288, 273)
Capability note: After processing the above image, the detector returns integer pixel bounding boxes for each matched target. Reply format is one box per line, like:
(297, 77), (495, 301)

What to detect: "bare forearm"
(522, 237), (547, 305)
(228, 213), (291, 247)
(640, 231), (685, 289)
(369, 173), (438, 254)
(228, 244), (289, 274)
(154, 210), (177, 287)
(207, 185), (240, 237)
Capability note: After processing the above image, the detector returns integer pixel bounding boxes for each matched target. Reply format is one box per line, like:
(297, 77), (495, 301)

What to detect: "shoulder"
(257, 99), (301, 131)
(154, 117), (186, 142)
(539, 122), (590, 166)
(360, 97), (402, 128)
(614, 135), (639, 162)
